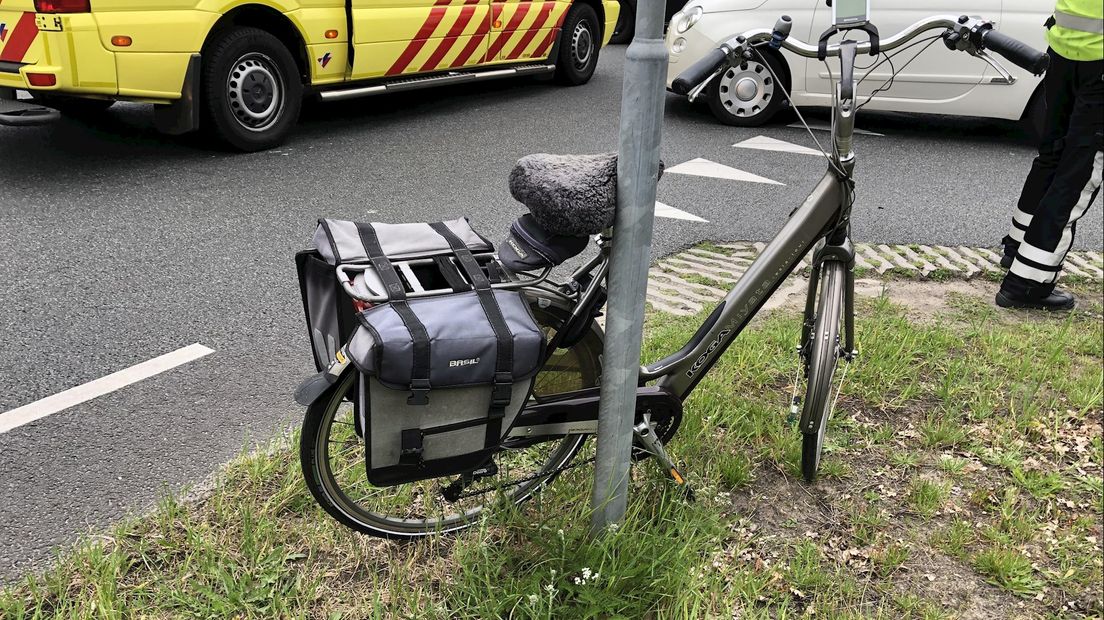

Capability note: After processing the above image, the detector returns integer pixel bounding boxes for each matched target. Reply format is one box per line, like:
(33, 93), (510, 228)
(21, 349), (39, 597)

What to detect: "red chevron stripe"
(504, 1), (555, 60)
(419, 4), (480, 71)
(531, 6), (568, 58)
(449, 4), (496, 68)
(0, 12), (38, 63)
(386, 6), (449, 75)
(484, 2), (531, 61)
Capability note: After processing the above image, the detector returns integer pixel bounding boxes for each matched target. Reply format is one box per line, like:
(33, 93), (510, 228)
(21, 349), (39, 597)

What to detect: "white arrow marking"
(733, 135), (826, 157)
(666, 157), (783, 185)
(788, 122), (883, 136)
(655, 201), (708, 222)
(0, 344), (216, 434)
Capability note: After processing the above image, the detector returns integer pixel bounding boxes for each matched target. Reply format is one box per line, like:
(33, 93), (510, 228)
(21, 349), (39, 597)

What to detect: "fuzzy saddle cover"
(508, 153), (664, 237)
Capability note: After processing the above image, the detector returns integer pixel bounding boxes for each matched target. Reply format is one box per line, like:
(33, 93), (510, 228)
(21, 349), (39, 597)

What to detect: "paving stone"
(899, 245), (939, 276)
(1067, 253), (1103, 277)
(956, 246), (1002, 275)
(646, 242), (1100, 315)
(877, 244), (919, 272)
(918, 245), (960, 273)
(859, 245), (894, 274)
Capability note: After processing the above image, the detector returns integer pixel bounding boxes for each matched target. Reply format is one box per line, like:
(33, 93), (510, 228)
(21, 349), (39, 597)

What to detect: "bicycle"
(298, 12), (1048, 537)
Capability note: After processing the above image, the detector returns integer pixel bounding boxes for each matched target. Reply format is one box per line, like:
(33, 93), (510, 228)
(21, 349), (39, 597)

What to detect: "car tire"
(201, 27), (302, 152)
(706, 49), (788, 127)
(609, 0), (634, 44)
(554, 4), (601, 85)
(29, 93), (114, 118)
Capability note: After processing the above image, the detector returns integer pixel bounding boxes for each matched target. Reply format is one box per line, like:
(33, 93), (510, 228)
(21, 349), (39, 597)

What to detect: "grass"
(1, 283), (1101, 618)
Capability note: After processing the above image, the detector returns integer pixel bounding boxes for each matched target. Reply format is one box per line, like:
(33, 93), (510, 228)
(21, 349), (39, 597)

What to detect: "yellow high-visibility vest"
(1049, 0), (1104, 61)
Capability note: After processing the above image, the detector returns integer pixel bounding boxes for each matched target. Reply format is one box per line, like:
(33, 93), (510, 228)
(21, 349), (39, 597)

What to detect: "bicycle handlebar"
(671, 47), (729, 95)
(674, 14), (1050, 96)
(980, 28), (1049, 75)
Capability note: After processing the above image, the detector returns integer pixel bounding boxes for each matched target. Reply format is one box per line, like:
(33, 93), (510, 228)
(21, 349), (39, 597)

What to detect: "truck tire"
(29, 93), (114, 118)
(201, 27), (302, 152)
(554, 4), (601, 85)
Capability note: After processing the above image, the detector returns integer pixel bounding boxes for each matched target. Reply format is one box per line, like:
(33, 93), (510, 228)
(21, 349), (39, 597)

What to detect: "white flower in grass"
(582, 567), (593, 580)
(528, 594), (539, 605)
(544, 583), (556, 595)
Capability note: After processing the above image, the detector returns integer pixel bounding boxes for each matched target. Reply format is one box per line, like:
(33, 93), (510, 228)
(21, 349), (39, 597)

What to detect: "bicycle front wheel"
(299, 302), (603, 538)
(799, 260), (846, 483)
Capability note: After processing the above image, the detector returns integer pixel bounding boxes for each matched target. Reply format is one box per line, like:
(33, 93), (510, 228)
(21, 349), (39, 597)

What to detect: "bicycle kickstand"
(633, 416), (695, 502)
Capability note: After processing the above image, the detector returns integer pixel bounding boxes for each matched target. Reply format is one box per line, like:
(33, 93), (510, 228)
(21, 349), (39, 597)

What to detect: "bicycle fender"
(294, 347), (354, 406)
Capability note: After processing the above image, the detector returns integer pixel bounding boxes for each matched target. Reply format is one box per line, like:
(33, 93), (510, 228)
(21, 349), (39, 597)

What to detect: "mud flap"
(0, 97), (60, 127)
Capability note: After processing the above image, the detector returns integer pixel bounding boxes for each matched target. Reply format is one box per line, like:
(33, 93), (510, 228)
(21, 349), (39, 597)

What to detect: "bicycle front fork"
(800, 238), (857, 360)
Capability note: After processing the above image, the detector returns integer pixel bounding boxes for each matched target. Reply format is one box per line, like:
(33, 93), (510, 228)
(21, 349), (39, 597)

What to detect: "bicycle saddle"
(508, 153), (664, 237)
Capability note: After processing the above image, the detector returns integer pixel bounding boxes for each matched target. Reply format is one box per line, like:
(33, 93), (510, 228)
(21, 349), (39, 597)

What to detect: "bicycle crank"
(634, 415), (695, 501)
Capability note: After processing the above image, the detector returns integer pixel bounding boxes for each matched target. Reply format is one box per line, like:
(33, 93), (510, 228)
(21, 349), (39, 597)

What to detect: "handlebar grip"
(672, 47), (728, 95)
(981, 29), (1049, 75)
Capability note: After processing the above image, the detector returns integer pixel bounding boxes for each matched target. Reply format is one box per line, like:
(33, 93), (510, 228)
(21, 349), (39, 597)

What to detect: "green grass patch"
(1, 285), (1101, 618)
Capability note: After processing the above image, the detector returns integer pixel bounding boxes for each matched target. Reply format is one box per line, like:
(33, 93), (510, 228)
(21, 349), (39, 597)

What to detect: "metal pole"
(590, 0), (668, 535)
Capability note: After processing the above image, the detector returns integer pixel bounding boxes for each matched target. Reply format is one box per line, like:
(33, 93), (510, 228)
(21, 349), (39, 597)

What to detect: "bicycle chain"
(450, 456), (596, 501)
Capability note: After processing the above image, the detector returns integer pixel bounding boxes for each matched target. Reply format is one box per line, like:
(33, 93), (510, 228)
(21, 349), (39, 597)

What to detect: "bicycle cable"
(855, 35), (942, 110)
(750, 44), (847, 178)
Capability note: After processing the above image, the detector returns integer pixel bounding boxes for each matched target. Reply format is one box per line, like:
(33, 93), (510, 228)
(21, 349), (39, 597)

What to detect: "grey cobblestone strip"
(647, 242), (1104, 316)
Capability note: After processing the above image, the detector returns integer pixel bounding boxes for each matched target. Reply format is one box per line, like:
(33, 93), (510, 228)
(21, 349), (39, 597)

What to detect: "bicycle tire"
(300, 300), (604, 538)
(800, 261), (846, 483)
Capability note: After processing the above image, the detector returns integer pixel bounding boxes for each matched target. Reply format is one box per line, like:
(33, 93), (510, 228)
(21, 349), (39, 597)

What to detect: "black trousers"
(1002, 49), (1103, 296)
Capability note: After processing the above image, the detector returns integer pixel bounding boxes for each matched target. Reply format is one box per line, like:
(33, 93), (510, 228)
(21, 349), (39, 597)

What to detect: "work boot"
(995, 287), (1076, 311)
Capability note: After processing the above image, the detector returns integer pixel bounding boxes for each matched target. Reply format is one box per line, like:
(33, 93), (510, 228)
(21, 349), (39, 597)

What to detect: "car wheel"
(609, 0), (634, 44)
(29, 93), (114, 118)
(201, 27), (302, 152)
(554, 4), (601, 85)
(706, 49), (788, 127)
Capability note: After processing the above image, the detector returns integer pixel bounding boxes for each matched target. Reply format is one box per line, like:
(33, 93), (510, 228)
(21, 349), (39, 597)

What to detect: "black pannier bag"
(299, 217), (545, 486)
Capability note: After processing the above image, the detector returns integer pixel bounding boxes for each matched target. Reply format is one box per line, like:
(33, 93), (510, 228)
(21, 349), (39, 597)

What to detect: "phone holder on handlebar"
(817, 22), (880, 61)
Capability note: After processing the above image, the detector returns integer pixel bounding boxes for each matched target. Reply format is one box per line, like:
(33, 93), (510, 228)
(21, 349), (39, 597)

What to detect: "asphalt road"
(0, 45), (1100, 581)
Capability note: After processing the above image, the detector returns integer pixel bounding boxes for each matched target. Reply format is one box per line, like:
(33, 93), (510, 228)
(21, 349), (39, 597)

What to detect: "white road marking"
(0, 343), (215, 434)
(655, 201), (708, 222)
(733, 135), (826, 157)
(788, 122), (884, 136)
(667, 157), (784, 185)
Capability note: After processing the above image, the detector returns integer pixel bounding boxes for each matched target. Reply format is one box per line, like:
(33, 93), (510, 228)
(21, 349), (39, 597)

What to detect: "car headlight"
(674, 6), (703, 34)
(672, 37), (687, 53)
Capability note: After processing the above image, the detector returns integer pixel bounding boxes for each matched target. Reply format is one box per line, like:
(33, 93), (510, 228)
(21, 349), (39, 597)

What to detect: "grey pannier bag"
(336, 220), (545, 486)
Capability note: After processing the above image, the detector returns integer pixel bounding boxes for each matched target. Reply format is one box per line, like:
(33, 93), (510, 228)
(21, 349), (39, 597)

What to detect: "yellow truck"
(0, 0), (618, 150)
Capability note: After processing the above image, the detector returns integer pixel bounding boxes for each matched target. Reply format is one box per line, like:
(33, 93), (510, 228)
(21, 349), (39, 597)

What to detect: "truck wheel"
(201, 27), (302, 152)
(29, 93), (114, 118)
(554, 4), (601, 85)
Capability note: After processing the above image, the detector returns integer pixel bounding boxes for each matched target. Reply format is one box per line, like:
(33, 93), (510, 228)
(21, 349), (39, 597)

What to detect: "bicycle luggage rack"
(335, 254), (553, 303)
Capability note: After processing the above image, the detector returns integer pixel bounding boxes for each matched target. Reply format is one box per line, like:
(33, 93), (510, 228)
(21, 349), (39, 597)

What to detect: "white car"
(665, 0), (1050, 129)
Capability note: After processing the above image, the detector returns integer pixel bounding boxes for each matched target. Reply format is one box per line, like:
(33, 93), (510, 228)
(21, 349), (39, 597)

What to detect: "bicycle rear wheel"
(799, 261), (846, 483)
(299, 301), (603, 538)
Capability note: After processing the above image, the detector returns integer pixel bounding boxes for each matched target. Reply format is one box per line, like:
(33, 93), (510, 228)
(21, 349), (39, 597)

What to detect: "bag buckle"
(408, 379), (431, 406)
(400, 428), (424, 465)
(490, 372), (513, 416)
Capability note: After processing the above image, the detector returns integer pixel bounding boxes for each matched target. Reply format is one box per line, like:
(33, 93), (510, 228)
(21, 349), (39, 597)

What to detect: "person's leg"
(1001, 51), (1076, 261)
(1000, 59), (1104, 308)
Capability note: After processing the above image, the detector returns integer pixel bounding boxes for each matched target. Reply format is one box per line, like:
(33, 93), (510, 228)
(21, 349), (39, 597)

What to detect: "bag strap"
(429, 222), (515, 446)
(356, 222), (433, 406)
